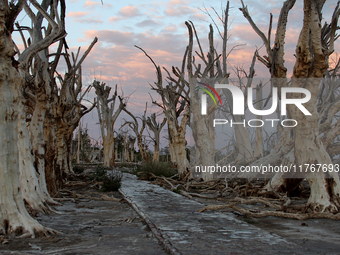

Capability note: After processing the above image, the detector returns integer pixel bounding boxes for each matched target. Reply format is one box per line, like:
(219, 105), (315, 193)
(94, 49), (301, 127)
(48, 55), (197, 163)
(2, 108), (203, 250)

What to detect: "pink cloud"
(82, 29), (188, 55)
(165, 5), (195, 17)
(166, 0), (190, 6)
(75, 18), (104, 24)
(119, 5), (141, 17)
(161, 0), (197, 17)
(84, 0), (99, 8)
(163, 24), (178, 33)
(189, 13), (208, 21)
(109, 16), (121, 23)
(67, 11), (89, 18)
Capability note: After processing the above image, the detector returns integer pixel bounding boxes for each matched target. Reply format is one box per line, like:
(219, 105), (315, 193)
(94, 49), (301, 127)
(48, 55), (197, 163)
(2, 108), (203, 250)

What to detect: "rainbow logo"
(197, 82), (222, 106)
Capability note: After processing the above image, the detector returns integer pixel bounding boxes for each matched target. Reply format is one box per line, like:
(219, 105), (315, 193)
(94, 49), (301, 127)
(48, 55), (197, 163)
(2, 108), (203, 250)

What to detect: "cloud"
(165, 5), (195, 17)
(146, 6), (161, 15)
(75, 18), (104, 24)
(83, 29), (188, 55)
(109, 16), (122, 23)
(163, 0), (197, 17)
(162, 24), (178, 33)
(67, 11), (89, 18)
(77, 32), (187, 103)
(166, 0), (190, 7)
(84, 0), (100, 8)
(189, 13), (208, 21)
(101, 3), (112, 8)
(119, 5), (142, 17)
(67, 11), (103, 24)
(136, 19), (160, 28)
(108, 5), (142, 23)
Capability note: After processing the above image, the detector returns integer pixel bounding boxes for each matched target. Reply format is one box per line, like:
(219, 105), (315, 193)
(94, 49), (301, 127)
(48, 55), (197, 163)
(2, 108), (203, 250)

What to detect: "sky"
(15, 0), (340, 149)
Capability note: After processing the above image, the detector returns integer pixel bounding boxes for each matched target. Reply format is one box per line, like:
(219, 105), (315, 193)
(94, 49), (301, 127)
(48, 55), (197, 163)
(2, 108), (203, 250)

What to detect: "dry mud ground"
(1, 171), (340, 254)
(246, 216), (340, 254)
(0, 190), (167, 255)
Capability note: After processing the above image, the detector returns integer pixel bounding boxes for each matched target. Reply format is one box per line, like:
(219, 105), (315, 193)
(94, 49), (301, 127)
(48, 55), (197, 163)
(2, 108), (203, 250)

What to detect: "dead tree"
(145, 113), (167, 162)
(136, 46), (190, 174)
(199, 2), (257, 164)
(123, 132), (130, 162)
(18, 3), (96, 196)
(165, 3), (254, 179)
(19, 1), (96, 201)
(164, 3), (259, 179)
(128, 136), (136, 162)
(122, 132), (135, 162)
(176, 21), (218, 180)
(114, 142), (119, 161)
(16, 0), (68, 210)
(94, 81), (126, 167)
(237, 0), (297, 175)
(42, 39), (96, 195)
(0, 0), (70, 237)
(240, 0), (340, 212)
(253, 82), (263, 158)
(122, 103), (149, 162)
(226, 53), (258, 163)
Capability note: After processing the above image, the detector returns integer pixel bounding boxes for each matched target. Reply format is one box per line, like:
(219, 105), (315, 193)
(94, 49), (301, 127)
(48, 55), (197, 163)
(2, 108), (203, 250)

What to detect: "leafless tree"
(38, 38), (96, 195)
(135, 46), (191, 173)
(94, 81), (126, 167)
(15, 0), (68, 211)
(128, 136), (136, 162)
(0, 0), (69, 237)
(122, 103), (149, 162)
(146, 113), (167, 162)
(240, 0), (340, 212)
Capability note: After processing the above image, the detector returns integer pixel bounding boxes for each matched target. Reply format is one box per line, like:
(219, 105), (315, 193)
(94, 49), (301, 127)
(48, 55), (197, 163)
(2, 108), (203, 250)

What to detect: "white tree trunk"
(130, 150), (134, 162)
(254, 84), (263, 158)
(146, 114), (166, 163)
(153, 150), (160, 163)
(238, 128), (294, 179)
(0, 30), (50, 236)
(55, 124), (74, 179)
(18, 103), (57, 212)
(103, 133), (115, 167)
(190, 80), (215, 180)
(291, 77), (340, 211)
(29, 100), (56, 205)
(167, 107), (190, 175)
(129, 137), (135, 162)
(95, 82), (126, 167)
(262, 149), (299, 192)
(137, 135), (148, 162)
(115, 144), (118, 162)
(234, 116), (253, 163)
(168, 126), (177, 165)
(172, 136), (189, 174)
(151, 134), (160, 163)
(44, 115), (61, 196)
(124, 133), (130, 162)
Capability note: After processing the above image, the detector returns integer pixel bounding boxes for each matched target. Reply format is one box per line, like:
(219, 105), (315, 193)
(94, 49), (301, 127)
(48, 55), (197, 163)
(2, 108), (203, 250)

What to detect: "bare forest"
(1, 0), (340, 254)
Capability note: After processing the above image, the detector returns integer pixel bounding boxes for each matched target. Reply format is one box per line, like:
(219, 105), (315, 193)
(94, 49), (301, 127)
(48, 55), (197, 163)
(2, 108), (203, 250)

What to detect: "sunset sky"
(16, 0), (340, 148)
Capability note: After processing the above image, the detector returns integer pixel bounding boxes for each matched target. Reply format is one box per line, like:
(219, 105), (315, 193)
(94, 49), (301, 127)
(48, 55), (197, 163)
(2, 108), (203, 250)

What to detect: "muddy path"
(0, 176), (166, 255)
